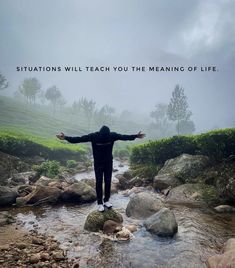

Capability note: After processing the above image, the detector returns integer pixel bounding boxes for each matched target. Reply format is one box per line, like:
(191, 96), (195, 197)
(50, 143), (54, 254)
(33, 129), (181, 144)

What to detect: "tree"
(38, 90), (47, 105)
(167, 84), (195, 135)
(94, 105), (115, 127)
(19, 77), (41, 103)
(79, 97), (96, 130)
(150, 103), (173, 137)
(45, 86), (62, 114)
(0, 72), (8, 90)
(57, 96), (66, 111)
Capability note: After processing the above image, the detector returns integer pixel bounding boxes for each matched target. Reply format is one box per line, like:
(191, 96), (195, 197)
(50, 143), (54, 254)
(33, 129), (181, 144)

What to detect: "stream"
(5, 160), (235, 267)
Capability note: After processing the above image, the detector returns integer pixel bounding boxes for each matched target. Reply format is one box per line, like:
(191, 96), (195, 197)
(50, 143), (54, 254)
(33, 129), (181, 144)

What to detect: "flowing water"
(6, 161), (235, 267)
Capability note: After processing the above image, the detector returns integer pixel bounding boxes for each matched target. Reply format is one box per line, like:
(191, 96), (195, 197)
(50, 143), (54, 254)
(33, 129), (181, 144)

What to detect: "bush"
(130, 135), (197, 166)
(114, 148), (130, 158)
(66, 160), (77, 168)
(130, 128), (235, 176)
(33, 160), (60, 178)
(0, 130), (87, 161)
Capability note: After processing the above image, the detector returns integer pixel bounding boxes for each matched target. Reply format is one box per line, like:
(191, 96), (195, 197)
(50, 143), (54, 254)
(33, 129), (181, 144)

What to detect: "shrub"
(33, 160), (60, 178)
(114, 148), (130, 158)
(130, 128), (235, 176)
(66, 160), (77, 168)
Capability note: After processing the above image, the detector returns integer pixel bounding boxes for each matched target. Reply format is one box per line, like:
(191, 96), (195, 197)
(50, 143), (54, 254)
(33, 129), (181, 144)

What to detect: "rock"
(111, 182), (118, 194)
(144, 208), (178, 237)
(29, 253), (41, 264)
(61, 181), (96, 203)
(115, 170), (133, 190)
(158, 154), (210, 183)
(166, 183), (219, 205)
(216, 176), (235, 203)
(52, 251), (65, 261)
(35, 176), (53, 186)
(0, 211), (15, 226)
(32, 237), (44, 245)
(0, 244), (9, 251)
(207, 238), (235, 268)
(126, 224), (138, 232)
(10, 171), (37, 186)
(116, 227), (132, 240)
(128, 176), (153, 188)
(214, 205), (235, 213)
(0, 186), (19, 206)
(153, 174), (181, 190)
(126, 192), (163, 219)
(123, 186), (155, 197)
(17, 185), (34, 197)
(103, 220), (122, 235)
(14, 243), (27, 249)
(81, 178), (95, 189)
(0, 152), (30, 185)
(84, 209), (123, 232)
(23, 185), (61, 205)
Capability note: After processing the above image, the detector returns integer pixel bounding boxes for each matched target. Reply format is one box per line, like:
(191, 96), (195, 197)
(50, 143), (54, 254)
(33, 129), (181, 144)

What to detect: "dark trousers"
(94, 161), (113, 204)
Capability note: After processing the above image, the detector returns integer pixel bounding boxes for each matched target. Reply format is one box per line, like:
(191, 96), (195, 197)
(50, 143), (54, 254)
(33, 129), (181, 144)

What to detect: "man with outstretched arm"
(56, 126), (145, 212)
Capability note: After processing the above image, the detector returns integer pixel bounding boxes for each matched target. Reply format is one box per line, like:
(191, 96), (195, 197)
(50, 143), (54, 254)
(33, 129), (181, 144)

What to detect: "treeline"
(1, 71), (195, 137)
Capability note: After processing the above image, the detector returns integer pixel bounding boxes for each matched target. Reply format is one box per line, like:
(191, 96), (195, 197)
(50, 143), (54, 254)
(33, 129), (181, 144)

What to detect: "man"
(56, 126), (145, 212)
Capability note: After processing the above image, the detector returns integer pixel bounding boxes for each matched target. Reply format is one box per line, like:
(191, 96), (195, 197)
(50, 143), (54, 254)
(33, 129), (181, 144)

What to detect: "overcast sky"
(0, 0), (235, 131)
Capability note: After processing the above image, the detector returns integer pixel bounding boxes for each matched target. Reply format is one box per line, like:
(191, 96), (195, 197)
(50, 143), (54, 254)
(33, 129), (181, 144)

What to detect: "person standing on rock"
(56, 126), (145, 212)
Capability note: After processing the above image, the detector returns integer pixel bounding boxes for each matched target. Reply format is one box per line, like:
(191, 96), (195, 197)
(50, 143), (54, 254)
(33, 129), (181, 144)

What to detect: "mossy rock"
(84, 209), (123, 232)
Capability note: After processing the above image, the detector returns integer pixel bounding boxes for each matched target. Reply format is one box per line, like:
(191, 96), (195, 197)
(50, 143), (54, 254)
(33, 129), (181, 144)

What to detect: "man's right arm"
(56, 132), (93, 143)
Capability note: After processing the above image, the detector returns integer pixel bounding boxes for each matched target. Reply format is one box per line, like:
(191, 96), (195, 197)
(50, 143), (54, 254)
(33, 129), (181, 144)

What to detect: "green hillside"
(0, 96), (87, 138)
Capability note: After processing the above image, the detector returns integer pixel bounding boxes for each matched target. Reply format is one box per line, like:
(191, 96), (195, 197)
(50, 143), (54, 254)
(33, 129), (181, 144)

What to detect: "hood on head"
(99, 125), (110, 136)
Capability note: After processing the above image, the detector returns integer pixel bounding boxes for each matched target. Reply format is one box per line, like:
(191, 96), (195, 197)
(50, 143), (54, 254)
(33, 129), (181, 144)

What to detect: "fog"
(0, 0), (235, 132)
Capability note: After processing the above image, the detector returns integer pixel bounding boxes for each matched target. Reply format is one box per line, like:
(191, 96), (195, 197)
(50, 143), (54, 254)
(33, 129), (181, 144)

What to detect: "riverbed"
(4, 161), (235, 267)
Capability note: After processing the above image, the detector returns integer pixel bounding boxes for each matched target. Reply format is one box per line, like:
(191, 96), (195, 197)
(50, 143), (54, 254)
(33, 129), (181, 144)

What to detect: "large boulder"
(153, 174), (181, 190)
(84, 209), (123, 232)
(0, 186), (19, 206)
(157, 154), (210, 184)
(144, 207), (178, 237)
(207, 238), (235, 268)
(19, 185), (61, 205)
(166, 183), (219, 205)
(61, 181), (96, 203)
(126, 192), (163, 219)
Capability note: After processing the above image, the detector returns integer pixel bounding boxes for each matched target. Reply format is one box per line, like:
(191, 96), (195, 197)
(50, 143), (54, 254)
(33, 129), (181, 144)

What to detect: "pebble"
(52, 251), (65, 261)
(29, 253), (41, 264)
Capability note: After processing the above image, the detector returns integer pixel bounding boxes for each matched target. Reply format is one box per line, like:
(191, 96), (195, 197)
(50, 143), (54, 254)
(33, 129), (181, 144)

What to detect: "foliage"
(45, 85), (62, 113)
(167, 84), (194, 135)
(131, 164), (161, 180)
(130, 128), (235, 169)
(0, 72), (8, 90)
(113, 148), (130, 158)
(66, 159), (77, 168)
(19, 77), (41, 103)
(33, 160), (60, 178)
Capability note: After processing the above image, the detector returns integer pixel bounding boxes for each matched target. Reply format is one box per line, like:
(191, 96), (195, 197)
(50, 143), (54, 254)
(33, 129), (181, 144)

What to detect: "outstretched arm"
(114, 131), (146, 141)
(56, 132), (93, 143)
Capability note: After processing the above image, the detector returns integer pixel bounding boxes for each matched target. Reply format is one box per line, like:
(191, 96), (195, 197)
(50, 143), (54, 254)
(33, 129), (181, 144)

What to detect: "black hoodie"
(64, 126), (137, 164)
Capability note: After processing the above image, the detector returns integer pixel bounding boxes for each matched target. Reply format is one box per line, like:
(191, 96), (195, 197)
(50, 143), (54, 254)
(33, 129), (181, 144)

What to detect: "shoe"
(97, 204), (105, 212)
(104, 201), (113, 209)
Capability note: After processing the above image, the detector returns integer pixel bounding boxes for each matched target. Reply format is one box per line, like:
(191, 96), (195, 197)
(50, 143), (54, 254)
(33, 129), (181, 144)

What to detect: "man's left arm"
(113, 131), (145, 141)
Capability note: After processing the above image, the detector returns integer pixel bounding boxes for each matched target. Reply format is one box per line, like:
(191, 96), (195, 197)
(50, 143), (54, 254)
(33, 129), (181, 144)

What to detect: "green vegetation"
(66, 160), (77, 168)
(131, 128), (235, 176)
(0, 130), (87, 161)
(33, 160), (61, 178)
